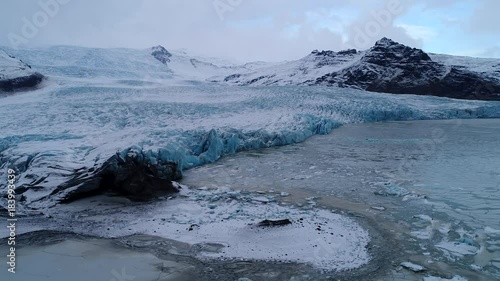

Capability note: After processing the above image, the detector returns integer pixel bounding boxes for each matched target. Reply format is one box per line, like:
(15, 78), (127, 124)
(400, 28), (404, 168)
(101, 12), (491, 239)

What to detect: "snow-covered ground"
(210, 49), (364, 86)
(429, 53), (500, 81)
(1, 185), (371, 271)
(0, 50), (37, 80)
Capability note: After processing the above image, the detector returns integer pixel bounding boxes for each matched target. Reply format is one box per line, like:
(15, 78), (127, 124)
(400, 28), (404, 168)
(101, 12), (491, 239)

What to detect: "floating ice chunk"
(400, 261), (426, 272)
(402, 192), (426, 201)
(414, 214), (433, 221)
(251, 196), (273, 203)
(411, 227), (434, 240)
(291, 175), (312, 180)
(424, 276), (468, 281)
(435, 241), (479, 258)
(438, 223), (451, 235)
(485, 226), (500, 235)
(227, 191), (242, 198)
(470, 264), (482, 271)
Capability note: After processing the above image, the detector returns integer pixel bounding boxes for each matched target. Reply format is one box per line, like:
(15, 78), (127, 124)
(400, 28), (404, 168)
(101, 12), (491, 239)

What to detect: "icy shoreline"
(0, 184), (374, 273)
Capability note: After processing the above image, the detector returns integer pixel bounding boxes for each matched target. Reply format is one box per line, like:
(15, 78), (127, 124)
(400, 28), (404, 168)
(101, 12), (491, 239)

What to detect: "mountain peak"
(151, 45), (170, 53)
(374, 37), (398, 47)
(311, 49), (357, 57)
(311, 50), (336, 57)
(151, 45), (172, 64)
(366, 37), (432, 63)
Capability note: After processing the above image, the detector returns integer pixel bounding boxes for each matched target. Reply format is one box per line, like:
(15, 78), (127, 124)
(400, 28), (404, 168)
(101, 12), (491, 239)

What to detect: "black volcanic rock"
(310, 48), (359, 69)
(52, 147), (182, 203)
(312, 49), (357, 57)
(0, 50), (44, 92)
(311, 50), (336, 57)
(0, 72), (44, 92)
(315, 38), (500, 100)
(337, 49), (358, 56)
(257, 219), (292, 227)
(151, 45), (172, 64)
(224, 73), (241, 82)
(362, 37), (432, 66)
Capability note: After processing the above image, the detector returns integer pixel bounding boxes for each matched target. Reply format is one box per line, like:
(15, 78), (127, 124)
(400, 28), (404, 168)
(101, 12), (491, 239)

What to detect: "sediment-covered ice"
(0, 186), (371, 271)
(1, 47), (500, 208)
(119, 187), (371, 270)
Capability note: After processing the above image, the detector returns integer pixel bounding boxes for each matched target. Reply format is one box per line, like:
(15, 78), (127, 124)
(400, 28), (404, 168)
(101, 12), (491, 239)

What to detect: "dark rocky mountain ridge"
(215, 37), (500, 101)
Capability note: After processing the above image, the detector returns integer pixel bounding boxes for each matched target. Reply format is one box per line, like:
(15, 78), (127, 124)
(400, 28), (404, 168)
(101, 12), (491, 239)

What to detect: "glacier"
(1, 46), (500, 209)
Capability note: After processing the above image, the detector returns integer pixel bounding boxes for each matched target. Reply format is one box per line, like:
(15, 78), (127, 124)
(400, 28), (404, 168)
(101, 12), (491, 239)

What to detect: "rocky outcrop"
(0, 50), (44, 92)
(48, 146), (182, 203)
(315, 38), (500, 100)
(0, 72), (44, 92)
(151, 45), (172, 65)
(257, 219), (292, 227)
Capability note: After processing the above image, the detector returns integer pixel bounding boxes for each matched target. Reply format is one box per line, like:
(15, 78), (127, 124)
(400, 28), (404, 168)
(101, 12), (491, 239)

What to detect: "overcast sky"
(1, 0), (499, 61)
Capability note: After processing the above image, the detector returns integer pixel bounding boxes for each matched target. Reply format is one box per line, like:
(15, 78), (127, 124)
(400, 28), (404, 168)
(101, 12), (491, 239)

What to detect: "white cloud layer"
(0, 0), (498, 61)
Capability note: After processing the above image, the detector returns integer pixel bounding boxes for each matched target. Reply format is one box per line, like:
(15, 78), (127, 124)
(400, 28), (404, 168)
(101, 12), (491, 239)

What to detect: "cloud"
(0, 0), (498, 61)
(469, 0), (500, 34)
(479, 46), (500, 57)
(396, 24), (438, 41)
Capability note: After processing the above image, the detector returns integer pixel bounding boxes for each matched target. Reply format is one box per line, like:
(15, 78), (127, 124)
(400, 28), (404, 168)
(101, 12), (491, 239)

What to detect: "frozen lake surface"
(184, 118), (500, 280)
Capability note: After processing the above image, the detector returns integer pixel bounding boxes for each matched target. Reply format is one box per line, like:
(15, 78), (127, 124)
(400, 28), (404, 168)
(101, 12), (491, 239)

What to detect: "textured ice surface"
(1, 46), (500, 208)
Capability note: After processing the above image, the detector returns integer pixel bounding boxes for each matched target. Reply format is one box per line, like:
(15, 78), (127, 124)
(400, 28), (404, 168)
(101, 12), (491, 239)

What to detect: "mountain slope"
(211, 49), (363, 86)
(151, 45), (267, 81)
(215, 38), (500, 101)
(4, 41), (499, 101)
(0, 50), (44, 92)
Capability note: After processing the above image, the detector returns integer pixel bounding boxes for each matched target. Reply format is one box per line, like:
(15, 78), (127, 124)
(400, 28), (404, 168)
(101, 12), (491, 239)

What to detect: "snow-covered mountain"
(4, 39), (499, 100)
(150, 45), (274, 81)
(212, 48), (363, 86)
(0, 50), (44, 92)
(429, 52), (500, 82)
(214, 38), (500, 101)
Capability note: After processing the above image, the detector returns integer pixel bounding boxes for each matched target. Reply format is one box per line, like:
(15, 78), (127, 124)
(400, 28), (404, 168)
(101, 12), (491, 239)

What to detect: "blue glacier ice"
(1, 46), (500, 208)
